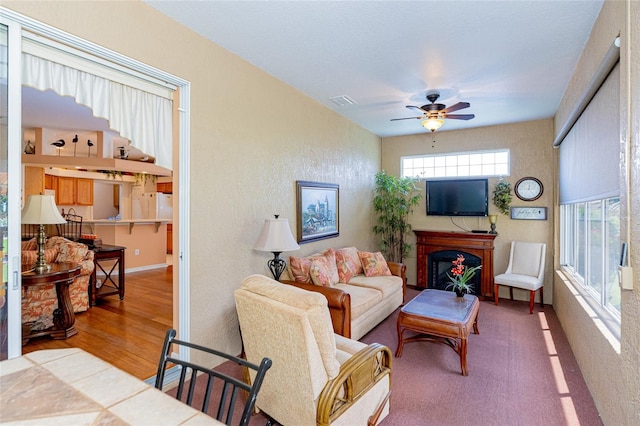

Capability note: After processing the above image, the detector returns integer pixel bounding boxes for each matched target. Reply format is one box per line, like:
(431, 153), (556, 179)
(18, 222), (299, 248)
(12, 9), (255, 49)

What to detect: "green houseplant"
(372, 171), (421, 263)
(492, 180), (512, 215)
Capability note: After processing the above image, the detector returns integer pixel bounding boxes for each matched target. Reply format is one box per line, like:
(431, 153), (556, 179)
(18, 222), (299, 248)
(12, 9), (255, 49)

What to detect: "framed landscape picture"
(296, 181), (339, 243)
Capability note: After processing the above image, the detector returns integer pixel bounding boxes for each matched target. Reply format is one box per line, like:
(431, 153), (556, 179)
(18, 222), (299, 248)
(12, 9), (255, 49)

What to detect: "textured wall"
(5, 1), (380, 357)
(381, 119), (555, 303)
(553, 1), (640, 424)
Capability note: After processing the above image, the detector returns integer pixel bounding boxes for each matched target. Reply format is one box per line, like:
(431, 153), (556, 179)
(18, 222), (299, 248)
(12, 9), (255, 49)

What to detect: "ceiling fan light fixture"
(422, 117), (444, 132)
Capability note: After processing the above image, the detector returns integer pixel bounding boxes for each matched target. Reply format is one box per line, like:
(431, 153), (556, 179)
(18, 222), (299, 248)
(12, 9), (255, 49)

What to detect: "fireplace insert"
(428, 250), (482, 294)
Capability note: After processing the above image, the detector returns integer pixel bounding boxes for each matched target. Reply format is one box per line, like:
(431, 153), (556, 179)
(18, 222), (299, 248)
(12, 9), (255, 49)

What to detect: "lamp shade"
(21, 194), (66, 225)
(254, 218), (300, 253)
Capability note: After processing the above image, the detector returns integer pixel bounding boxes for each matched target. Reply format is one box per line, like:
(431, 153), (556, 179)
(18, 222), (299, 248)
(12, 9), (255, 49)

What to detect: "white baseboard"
(126, 263), (168, 273)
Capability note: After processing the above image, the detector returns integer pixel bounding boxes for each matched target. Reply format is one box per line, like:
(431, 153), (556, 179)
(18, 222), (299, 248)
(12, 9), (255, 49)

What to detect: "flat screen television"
(426, 178), (489, 216)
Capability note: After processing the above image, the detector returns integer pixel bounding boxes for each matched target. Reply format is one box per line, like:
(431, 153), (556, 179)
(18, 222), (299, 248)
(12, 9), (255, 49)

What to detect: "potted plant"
(446, 254), (482, 297)
(492, 180), (512, 215)
(372, 171), (422, 263)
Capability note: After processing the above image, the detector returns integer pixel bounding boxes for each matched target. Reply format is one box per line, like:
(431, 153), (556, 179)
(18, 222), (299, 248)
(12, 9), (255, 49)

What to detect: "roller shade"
(559, 63), (620, 204)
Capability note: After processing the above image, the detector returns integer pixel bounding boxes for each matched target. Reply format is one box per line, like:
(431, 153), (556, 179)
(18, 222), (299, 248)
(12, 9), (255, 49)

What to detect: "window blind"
(558, 63), (620, 204)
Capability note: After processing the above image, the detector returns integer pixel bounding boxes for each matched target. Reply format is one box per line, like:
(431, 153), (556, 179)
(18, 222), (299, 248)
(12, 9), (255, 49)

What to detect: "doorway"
(3, 8), (191, 366)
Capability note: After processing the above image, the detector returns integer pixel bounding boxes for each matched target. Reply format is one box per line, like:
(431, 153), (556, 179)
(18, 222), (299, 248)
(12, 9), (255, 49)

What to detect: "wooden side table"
(21, 262), (81, 345)
(90, 245), (126, 306)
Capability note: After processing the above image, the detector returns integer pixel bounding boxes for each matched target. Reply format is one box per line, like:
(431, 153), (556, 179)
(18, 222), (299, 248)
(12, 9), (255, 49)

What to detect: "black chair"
(21, 224), (40, 241)
(56, 209), (83, 241)
(155, 329), (272, 426)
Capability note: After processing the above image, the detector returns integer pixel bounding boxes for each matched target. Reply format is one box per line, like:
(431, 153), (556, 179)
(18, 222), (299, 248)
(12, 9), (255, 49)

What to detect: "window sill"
(556, 268), (621, 353)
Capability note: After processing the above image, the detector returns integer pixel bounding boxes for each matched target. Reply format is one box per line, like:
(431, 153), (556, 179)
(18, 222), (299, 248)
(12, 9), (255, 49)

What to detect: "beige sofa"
(281, 247), (406, 340)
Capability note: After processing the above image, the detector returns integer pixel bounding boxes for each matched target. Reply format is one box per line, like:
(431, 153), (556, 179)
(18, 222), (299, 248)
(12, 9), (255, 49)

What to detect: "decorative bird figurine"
(87, 139), (94, 157)
(117, 146), (128, 159)
(72, 134), (78, 157)
(24, 140), (35, 154)
(51, 139), (65, 155)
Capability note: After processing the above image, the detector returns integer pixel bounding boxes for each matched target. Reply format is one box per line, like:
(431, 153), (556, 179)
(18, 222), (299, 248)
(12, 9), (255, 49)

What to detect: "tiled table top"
(0, 348), (223, 425)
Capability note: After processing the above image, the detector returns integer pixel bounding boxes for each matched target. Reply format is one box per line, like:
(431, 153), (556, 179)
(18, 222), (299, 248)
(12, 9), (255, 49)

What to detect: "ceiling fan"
(391, 92), (475, 132)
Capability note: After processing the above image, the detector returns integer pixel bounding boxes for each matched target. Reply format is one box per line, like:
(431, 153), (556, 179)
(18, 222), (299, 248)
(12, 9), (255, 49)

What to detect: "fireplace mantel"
(414, 230), (497, 299)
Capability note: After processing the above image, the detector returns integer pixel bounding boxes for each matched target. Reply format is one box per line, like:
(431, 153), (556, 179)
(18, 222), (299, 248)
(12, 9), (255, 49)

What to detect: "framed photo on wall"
(296, 181), (339, 243)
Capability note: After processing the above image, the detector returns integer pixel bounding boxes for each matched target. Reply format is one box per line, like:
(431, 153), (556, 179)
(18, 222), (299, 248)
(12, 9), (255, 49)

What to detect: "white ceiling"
(143, 0), (604, 137)
(23, 1), (604, 141)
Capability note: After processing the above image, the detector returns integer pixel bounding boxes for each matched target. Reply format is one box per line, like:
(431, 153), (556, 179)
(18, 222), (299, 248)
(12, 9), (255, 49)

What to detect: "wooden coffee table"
(396, 289), (479, 376)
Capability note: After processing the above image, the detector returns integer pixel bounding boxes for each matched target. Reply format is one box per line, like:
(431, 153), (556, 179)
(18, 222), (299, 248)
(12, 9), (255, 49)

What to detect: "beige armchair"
(235, 274), (392, 426)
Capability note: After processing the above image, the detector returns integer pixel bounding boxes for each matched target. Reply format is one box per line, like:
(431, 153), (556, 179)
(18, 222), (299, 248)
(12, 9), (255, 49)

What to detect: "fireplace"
(414, 230), (497, 299)
(428, 250), (482, 294)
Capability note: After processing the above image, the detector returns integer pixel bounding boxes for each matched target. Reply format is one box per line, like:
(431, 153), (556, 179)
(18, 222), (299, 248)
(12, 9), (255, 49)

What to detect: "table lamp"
(21, 194), (67, 274)
(489, 215), (498, 234)
(254, 215), (300, 281)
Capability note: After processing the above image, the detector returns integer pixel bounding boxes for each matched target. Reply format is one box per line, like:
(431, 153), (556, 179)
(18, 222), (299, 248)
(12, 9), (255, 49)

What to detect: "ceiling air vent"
(329, 95), (357, 107)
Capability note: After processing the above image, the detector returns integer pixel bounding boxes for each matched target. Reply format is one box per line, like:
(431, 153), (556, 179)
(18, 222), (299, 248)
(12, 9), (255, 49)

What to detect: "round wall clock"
(515, 177), (543, 201)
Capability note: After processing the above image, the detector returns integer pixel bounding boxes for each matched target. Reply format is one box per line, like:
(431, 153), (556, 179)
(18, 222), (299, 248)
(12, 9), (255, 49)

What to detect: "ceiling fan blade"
(391, 116), (423, 121)
(444, 113), (475, 120)
(406, 105), (428, 113)
(442, 102), (470, 114)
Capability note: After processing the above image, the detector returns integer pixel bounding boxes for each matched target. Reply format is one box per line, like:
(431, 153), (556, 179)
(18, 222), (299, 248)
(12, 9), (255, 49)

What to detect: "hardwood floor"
(21, 267), (173, 381)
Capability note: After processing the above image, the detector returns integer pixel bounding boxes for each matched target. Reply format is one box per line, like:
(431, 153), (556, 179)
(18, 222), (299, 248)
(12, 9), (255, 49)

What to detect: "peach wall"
(4, 1), (381, 359)
(93, 223), (167, 270)
(552, 1), (640, 424)
(381, 119), (555, 303)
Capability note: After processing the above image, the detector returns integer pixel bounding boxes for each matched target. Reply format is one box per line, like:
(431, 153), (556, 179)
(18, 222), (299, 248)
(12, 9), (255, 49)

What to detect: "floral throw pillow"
(335, 246), (363, 283)
(56, 243), (88, 264)
(320, 248), (340, 285)
(289, 248), (340, 284)
(289, 256), (313, 283)
(309, 256), (339, 287)
(358, 251), (392, 277)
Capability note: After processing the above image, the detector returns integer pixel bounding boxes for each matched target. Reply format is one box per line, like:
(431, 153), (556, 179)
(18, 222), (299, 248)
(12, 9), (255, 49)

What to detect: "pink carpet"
(184, 288), (602, 425)
(360, 289), (602, 425)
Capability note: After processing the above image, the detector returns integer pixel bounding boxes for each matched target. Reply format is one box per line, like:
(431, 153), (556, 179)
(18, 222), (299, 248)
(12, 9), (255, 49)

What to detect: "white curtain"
(22, 52), (173, 170)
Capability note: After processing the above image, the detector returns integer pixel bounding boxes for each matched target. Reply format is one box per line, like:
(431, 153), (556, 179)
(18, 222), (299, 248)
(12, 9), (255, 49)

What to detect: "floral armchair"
(21, 236), (95, 328)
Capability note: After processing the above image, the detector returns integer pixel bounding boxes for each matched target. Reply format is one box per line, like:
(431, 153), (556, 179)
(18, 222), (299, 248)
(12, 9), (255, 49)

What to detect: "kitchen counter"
(85, 219), (171, 234)
(86, 222), (169, 270)
(0, 348), (222, 425)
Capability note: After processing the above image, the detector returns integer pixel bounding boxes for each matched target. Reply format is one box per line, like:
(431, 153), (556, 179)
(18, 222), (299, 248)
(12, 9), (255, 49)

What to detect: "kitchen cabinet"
(157, 182), (172, 193)
(44, 174), (58, 192)
(57, 177), (76, 205)
(24, 167), (45, 198)
(56, 177), (94, 206)
(76, 178), (94, 205)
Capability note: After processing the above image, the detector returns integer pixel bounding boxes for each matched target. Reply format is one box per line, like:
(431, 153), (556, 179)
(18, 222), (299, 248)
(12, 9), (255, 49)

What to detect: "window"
(401, 149), (509, 178)
(560, 199), (621, 318)
(558, 61), (621, 332)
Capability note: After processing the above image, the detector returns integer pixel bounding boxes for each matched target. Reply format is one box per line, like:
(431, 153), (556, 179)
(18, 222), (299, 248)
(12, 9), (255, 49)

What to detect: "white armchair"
(235, 274), (391, 426)
(494, 241), (546, 314)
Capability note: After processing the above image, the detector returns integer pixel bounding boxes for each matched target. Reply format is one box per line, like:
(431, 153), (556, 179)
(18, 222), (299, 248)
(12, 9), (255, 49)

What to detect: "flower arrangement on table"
(446, 254), (482, 297)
